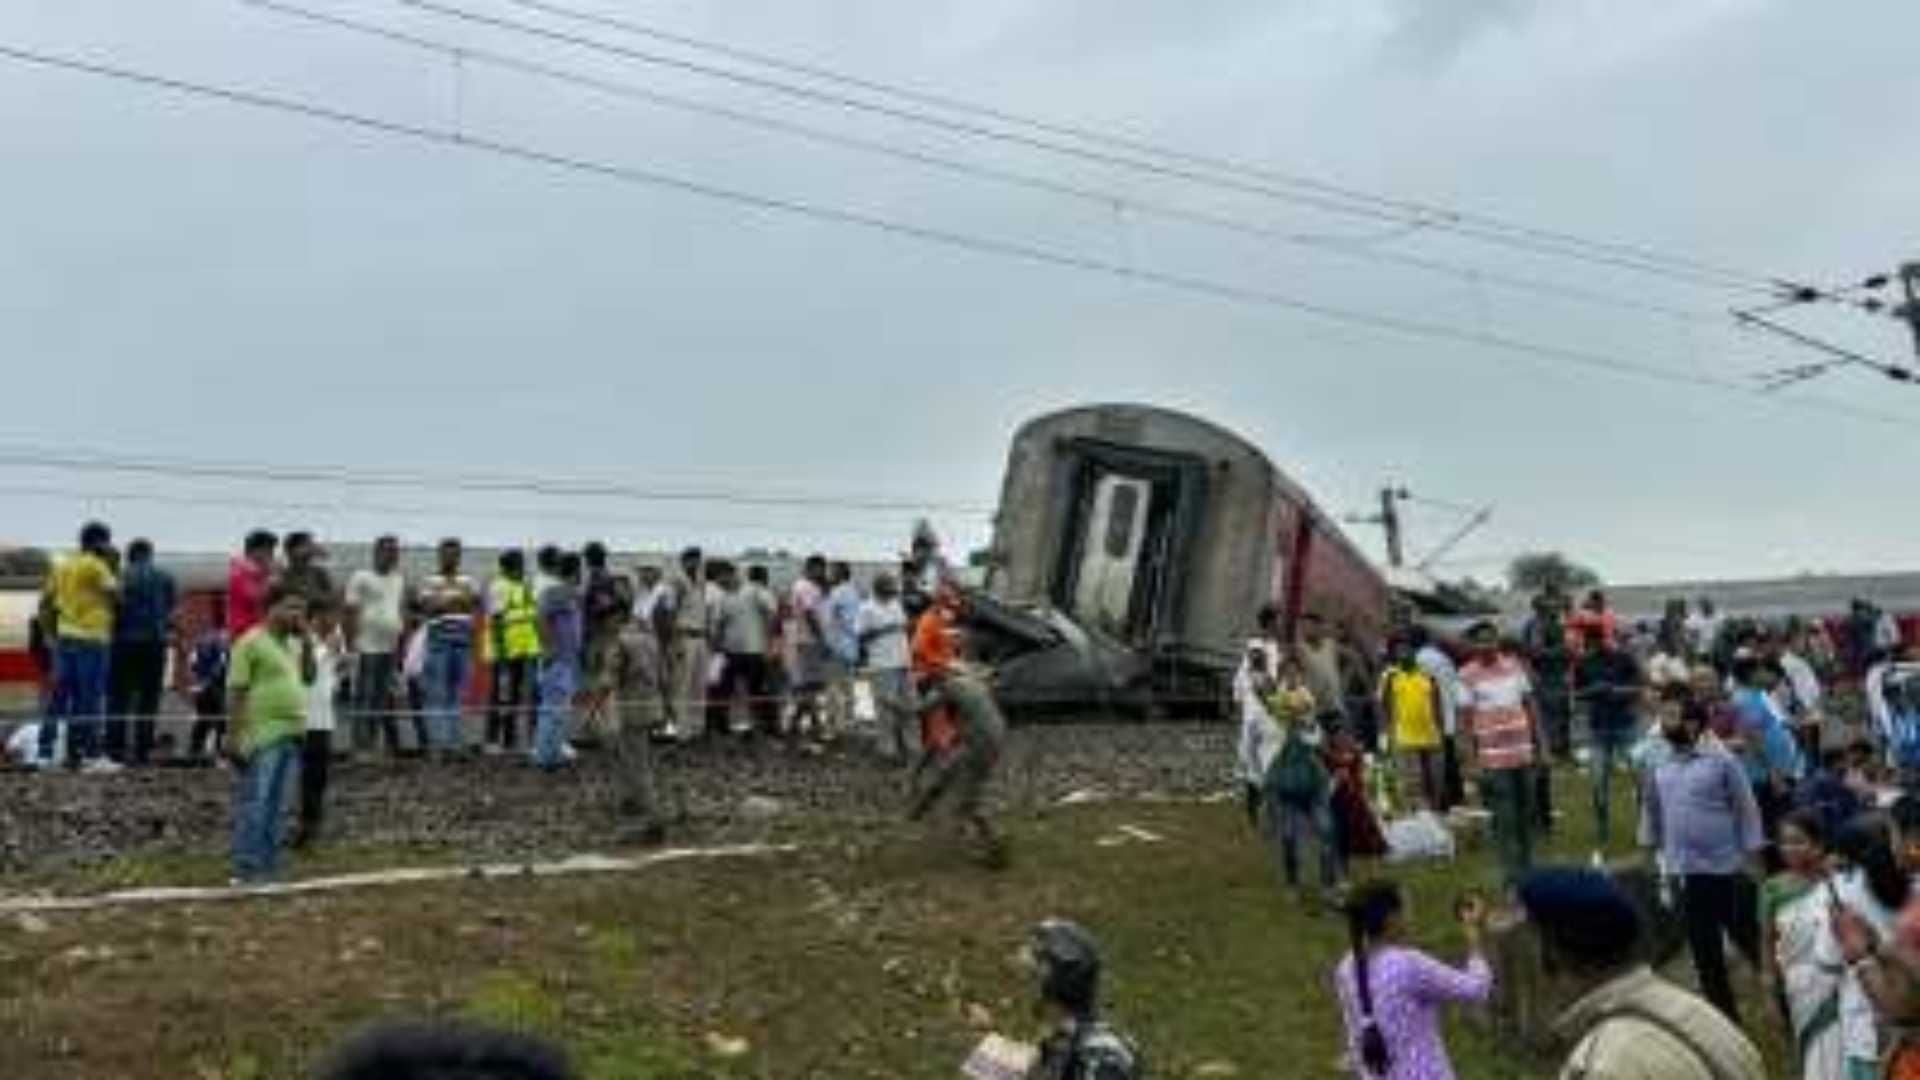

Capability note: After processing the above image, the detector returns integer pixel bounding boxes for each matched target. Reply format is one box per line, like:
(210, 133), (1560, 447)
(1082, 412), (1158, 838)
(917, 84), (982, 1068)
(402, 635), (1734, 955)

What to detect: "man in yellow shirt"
(38, 521), (120, 771)
(1378, 636), (1445, 811)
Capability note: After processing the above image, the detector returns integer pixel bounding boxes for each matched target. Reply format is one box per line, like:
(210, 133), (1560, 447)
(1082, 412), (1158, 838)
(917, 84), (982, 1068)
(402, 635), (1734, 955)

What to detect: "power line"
(254, 1), (1730, 325)
(1732, 310), (1917, 390)
(0, 481), (925, 542)
(0, 41), (1913, 433)
(0, 443), (995, 516)
(369, 0), (1785, 296)
(487, 0), (1796, 295)
(248, 0), (1727, 327)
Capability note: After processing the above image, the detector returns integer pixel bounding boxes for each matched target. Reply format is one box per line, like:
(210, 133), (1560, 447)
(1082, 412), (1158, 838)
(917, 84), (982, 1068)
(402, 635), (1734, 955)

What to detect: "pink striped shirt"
(1460, 656), (1536, 771)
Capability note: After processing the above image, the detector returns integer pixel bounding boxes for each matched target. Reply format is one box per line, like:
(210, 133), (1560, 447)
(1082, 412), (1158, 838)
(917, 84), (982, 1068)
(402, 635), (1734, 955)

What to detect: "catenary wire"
(481, 0), (1797, 295)
(363, 0), (1784, 296)
(0, 443), (995, 516)
(0, 482), (939, 543)
(248, 0), (1729, 326)
(0, 42), (1912, 434)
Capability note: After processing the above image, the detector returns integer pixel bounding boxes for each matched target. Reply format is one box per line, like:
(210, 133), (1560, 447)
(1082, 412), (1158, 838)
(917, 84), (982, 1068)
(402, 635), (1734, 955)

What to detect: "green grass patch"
(463, 971), (566, 1033)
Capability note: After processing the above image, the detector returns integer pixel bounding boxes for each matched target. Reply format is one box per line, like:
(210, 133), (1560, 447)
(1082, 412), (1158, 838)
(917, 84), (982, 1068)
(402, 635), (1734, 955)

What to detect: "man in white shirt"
(1778, 625), (1827, 754)
(711, 562), (778, 740)
(1412, 625), (1464, 811)
(787, 555), (831, 743)
(294, 610), (345, 849)
(343, 535), (413, 757)
(1230, 605), (1283, 827)
(823, 561), (864, 739)
(856, 572), (914, 763)
(415, 538), (481, 757)
(1685, 598), (1723, 662)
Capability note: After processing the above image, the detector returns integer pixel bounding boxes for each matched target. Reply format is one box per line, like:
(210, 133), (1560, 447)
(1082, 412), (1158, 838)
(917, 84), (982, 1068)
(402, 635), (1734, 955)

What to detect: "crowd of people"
(16, 519), (1011, 884)
(25, 516), (1920, 1077)
(1233, 586), (1920, 1078)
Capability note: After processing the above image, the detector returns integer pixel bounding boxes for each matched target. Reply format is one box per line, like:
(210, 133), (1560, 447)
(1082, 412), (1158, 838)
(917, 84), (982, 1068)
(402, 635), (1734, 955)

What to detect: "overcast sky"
(1, 0), (1915, 584)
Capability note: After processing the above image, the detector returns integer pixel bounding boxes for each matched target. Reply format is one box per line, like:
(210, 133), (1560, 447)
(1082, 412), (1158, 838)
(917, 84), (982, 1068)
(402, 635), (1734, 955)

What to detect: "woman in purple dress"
(1334, 880), (1492, 1080)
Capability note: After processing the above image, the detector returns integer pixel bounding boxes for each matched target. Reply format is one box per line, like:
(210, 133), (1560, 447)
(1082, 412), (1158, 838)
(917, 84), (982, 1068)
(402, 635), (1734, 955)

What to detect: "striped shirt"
(1460, 655), (1537, 771)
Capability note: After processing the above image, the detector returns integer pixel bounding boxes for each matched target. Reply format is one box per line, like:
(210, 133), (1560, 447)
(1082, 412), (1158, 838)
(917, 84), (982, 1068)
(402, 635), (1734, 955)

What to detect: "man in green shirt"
(227, 586), (315, 885)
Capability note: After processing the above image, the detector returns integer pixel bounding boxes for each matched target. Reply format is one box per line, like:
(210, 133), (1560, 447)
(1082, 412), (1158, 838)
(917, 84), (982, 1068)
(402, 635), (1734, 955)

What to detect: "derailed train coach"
(977, 403), (1390, 716)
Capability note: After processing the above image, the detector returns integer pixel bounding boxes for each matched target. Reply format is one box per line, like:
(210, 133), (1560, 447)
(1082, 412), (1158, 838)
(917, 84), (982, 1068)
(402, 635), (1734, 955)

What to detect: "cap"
(1517, 866), (1642, 961)
(1031, 920), (1102, 1015)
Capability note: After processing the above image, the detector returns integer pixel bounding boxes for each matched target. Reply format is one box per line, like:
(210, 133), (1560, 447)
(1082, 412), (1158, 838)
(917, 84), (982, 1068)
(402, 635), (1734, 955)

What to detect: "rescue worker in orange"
(912, 586), (964, 756)
(908, 584), (1009, 867)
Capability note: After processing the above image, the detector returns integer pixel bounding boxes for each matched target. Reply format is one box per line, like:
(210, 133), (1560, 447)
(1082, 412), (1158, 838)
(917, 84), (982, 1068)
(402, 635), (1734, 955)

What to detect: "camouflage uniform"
(909, 670), (1005, 827)
(1030, 1018), (1143, 1080)
(607, 621), (668, 844)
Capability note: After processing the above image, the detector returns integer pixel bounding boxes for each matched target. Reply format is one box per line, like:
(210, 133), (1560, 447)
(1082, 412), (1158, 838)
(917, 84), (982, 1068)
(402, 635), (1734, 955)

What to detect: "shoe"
(80, 758), (124, 775)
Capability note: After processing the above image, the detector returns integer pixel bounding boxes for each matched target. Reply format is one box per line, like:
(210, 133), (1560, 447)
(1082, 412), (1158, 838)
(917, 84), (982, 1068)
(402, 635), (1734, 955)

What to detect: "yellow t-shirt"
(1381, 667), (1441, 751)
(49, 553), (117, 643)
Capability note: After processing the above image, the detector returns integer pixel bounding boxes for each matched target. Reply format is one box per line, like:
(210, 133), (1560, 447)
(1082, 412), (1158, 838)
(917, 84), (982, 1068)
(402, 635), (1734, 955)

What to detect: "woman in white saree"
(1764, 809), (1846, 1080)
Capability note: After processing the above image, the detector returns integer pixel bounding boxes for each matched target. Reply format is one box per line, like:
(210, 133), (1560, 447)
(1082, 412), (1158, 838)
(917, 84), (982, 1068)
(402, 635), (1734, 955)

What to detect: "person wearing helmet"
(1026, 920), (1142, 1080)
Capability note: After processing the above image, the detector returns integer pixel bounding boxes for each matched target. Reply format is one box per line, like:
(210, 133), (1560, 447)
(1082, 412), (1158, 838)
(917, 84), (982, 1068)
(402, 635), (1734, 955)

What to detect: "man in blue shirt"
(1640, 692), (1766, 1023)
(107, 538), (176, 765)
(823, 561), (864, 736)
(1727, 655), (1802, 864)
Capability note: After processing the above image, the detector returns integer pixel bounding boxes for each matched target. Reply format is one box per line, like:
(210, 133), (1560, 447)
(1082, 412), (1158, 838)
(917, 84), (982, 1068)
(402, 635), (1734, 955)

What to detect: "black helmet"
(1031, 919), (1102, 1016)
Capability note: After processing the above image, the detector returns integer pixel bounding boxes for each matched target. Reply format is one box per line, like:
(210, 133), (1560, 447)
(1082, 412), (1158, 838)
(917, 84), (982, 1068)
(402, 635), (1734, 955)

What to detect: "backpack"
(1267, 721), (1329, 805)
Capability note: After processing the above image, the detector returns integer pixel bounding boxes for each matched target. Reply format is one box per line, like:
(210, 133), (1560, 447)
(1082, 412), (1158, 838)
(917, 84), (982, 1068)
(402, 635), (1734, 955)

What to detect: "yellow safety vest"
(492, 579), (542, 661)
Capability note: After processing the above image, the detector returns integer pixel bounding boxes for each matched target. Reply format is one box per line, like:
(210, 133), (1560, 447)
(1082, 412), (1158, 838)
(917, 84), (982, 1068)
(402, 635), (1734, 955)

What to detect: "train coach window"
(1104, 484), (1140, 558)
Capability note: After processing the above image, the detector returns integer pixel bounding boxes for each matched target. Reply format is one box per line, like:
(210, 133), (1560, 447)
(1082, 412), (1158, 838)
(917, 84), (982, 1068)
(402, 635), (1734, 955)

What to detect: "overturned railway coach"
(984, 404), (1389, 712)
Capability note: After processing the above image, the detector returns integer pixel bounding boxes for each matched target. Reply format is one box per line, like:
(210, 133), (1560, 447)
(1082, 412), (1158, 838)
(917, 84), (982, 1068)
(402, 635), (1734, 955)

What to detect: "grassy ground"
(0, 770), (1767, 1079)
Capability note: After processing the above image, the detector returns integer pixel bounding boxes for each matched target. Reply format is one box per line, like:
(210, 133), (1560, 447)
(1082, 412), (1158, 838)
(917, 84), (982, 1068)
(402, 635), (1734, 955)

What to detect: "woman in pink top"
(1334, 879), (1492, 1080)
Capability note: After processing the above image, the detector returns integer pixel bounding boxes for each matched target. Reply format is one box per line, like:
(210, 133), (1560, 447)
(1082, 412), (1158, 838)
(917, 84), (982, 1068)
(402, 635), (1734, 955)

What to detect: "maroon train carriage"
(980, 403), (1390, 716)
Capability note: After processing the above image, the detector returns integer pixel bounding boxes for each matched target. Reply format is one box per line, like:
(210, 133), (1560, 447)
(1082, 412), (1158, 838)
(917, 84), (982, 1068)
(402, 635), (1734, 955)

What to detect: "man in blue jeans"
(1575, 626), (1645, 857)
(227, 586), (315, 885)
(533, 552), (583, 771)
(416, 538), (481, 758)
(39, 521), (120, 771)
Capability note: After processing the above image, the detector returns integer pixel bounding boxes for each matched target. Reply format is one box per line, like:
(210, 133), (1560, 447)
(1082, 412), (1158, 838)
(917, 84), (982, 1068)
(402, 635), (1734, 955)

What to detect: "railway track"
(0, 721), (1235, 876)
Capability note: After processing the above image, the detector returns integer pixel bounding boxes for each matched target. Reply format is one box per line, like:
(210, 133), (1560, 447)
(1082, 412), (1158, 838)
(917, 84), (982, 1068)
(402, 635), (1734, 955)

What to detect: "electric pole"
(1901, 262), (1920, 362)
(1342, 485), (1408, 569)
(1379, 486), (1406, 569)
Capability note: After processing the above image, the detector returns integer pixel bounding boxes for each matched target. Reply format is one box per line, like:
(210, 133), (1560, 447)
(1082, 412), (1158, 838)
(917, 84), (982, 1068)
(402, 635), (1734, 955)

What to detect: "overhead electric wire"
(0, 442), (995, 517)
(1, 40), (1912, 435)
(249, 0), (1726, 326)
(366, 0), (1784, 296)
(487, 0), (1794, 296)
(0, 481), (925, 542)
(1733, 310), (1917, 389)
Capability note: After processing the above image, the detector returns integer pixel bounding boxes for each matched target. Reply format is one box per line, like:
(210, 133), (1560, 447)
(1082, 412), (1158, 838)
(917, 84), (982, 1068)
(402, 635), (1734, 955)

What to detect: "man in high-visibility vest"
(485, 550), (542, 753)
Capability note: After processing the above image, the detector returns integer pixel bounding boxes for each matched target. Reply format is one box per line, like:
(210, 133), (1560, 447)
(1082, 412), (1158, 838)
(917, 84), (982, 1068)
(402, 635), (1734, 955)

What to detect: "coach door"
(1071, 473), (1153, 639)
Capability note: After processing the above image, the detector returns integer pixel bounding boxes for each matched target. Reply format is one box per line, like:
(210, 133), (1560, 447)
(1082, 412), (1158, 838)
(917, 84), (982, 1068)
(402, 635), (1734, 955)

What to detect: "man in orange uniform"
(909, 586), (1009, 867)
(912, 587), (963, 755)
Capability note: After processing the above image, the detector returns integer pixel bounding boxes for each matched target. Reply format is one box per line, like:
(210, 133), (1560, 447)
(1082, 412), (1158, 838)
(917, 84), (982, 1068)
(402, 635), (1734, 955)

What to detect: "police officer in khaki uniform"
(659, 547), (710, 742)
(607, 614), (668, 846)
